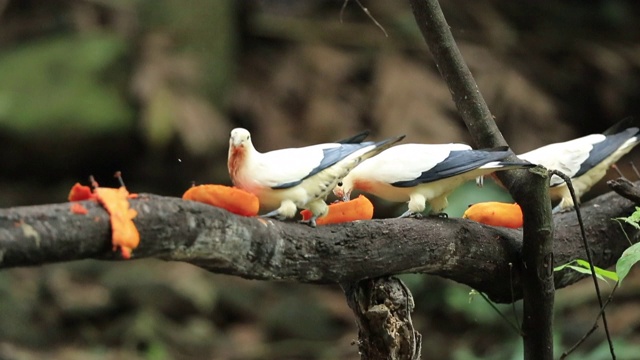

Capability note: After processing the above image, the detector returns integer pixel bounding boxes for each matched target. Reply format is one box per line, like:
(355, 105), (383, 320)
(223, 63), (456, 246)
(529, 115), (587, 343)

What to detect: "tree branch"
(0, 186), (637, 303)
(408, 1), (555, 358)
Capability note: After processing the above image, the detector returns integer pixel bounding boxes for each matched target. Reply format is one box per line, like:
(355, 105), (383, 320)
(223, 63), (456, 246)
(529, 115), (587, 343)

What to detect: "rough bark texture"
(408, 1), (556, 358)
(0, 185), (637, 303)
(343, 277), (421, 360)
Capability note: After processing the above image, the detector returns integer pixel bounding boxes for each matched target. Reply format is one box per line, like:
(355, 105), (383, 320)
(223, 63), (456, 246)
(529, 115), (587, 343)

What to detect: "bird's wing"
(575, 128), (639, 177)
(390, 146), (514, 187)
(257, 142), (375, 189)
(519, 135), (603, 186)
(352, 143), (474, 186)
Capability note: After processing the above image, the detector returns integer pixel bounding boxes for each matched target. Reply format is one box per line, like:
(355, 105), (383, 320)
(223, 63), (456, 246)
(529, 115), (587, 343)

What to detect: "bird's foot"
(261, 210), (288, 221)
(551, 205), (573, 214)
(430, 212), (449, 219)
(397, 210), (422, 219)
(299, 218), (317, 228)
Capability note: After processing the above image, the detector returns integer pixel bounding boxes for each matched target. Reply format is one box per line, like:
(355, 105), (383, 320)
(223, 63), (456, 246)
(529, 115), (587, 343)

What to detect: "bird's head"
(228, 128), (254, 180)
(333, 175), (354, 202)
(229, 128), (252, 149)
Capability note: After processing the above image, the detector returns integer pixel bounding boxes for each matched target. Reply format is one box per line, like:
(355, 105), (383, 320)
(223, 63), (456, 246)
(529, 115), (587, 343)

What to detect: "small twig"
(611, 164), (626, 179)
(630, 161), (640, 180)
(476, 291), (523, 336)
(549, 169), (615, 359)
(114, 171), (126, 187)
(89, 175), (99, 189)
(560, 282), (619, 359)
(339, 0), (348, 22)
(339, 0), (388, 37)
(562, 325), (599, 359)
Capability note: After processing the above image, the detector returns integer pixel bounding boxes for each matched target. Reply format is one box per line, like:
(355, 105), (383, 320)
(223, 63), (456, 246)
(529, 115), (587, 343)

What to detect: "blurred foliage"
(0, 33), (131, 135)
(137, 0), (236, 106)
(2, 0), (640, 359)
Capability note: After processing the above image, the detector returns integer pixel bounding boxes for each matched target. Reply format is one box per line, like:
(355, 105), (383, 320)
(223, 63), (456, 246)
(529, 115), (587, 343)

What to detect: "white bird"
(333, 144), (533, 218)
(517, 117), (640, 211)
(228, 128), (405, 226)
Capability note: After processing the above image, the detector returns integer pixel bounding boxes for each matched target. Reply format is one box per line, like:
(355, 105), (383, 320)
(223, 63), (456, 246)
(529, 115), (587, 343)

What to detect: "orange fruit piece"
(182, 184), (259, 217)
(94, 187), (140, 259)
(68, 183), (95, 201)
(463, 201), (523, 229)
(300, 195), (374, 226)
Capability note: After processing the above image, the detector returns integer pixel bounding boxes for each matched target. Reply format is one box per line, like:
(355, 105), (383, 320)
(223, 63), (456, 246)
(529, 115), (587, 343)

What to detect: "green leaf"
(565, 265), (607, 282)
(554, 259), (618, 283)
(613, 206), (640, 229)
(575, 259), (619, 282)
(616, 242), (640, 284)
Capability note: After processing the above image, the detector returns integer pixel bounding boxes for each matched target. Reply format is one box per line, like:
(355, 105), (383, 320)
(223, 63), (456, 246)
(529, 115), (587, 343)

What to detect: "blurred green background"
(2, 0), (640, 359)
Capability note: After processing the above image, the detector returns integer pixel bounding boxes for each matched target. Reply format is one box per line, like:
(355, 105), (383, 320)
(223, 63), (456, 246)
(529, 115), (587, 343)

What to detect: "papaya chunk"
(94, 187), (140, 259)
(182, 184), (259, 217)
(463, 202), (523, 229)
(300, 195), (374, 226)
(68, 183), (94, 201)
(68, 179), (140, 259)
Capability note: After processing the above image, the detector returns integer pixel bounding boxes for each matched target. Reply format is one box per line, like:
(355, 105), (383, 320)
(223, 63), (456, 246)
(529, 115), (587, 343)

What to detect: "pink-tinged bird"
(517, 117), (640, 212)
(333, 144), (533, 218)
(228, 128), (404, 226)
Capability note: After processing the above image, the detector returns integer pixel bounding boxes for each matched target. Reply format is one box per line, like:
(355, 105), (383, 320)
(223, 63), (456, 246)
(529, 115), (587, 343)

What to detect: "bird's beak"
(231, 137), (246, 148)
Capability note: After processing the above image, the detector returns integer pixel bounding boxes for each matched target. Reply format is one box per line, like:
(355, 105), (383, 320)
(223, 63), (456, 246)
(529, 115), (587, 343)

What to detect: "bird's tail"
(358, 135), (406, 162)
(473, 146), (534, 171)
(479, 160), (535, 171)
(336, 130), (370, 144)
(603, 116), (640, 136)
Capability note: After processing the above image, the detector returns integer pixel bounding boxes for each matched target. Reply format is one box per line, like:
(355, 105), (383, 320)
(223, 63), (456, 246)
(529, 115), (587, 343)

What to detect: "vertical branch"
(408, 0), (506, 148)
(343, 277), (421, 360)
(408, 0), (555, 359)
(518, 167), (555, 357)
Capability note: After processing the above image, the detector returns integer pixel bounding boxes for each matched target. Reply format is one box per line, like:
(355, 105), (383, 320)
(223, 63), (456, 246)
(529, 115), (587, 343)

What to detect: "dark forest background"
(1, 1), (640, 359)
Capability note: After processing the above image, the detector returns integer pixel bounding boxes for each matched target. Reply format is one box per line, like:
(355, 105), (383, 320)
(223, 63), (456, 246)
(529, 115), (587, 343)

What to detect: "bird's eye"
(337, 181), (343, 187)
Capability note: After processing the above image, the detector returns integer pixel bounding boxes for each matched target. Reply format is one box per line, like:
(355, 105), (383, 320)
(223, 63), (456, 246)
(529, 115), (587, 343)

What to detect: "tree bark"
(343, 277), (421, 360)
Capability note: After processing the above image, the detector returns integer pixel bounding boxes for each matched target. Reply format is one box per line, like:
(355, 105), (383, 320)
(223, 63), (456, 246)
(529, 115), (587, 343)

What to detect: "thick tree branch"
(0, 186), (637, 303)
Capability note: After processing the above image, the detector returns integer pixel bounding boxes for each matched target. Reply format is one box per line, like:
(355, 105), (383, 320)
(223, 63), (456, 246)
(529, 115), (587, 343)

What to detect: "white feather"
(228, 128), (403, 224)
(518, 130), (640, 209)
(519, 134), (603, 186)
(335, 143), (527, 216)
(347, 143), (472, 184)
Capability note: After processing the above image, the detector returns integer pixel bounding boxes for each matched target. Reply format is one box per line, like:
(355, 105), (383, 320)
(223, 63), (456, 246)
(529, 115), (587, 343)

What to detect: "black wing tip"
(336, 130), (371, 144)
(603, 116), (640, 136)
(498, 160), (535, 167)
